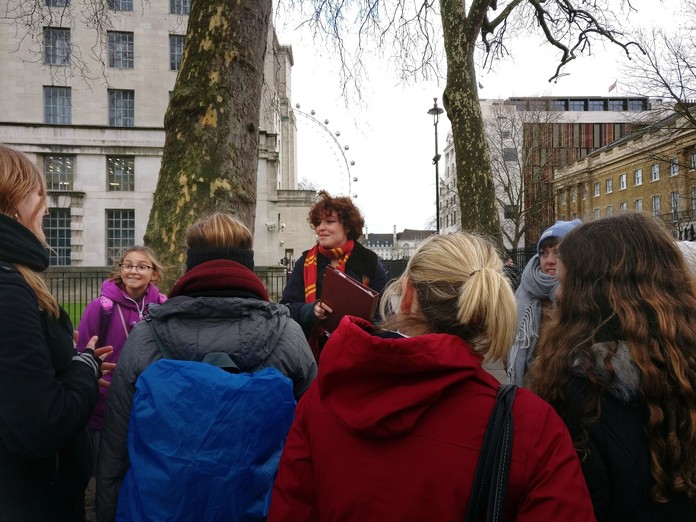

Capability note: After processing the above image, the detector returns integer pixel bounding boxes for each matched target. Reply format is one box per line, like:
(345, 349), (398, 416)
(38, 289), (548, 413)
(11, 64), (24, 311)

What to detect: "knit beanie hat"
(537, 218), (582, 253)
(185, 246), (254, 272)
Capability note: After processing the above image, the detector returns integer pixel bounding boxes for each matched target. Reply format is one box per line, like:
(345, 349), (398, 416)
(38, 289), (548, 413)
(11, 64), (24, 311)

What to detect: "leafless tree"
(621, 0), (696, 128)
(484, 101), (561, 249)
(282, 0), (641, 246)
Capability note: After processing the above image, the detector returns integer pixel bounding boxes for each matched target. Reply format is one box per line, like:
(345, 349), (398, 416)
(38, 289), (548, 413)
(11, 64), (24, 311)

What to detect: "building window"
(652, 195), (661, 216)
(628, 99), (645, 112)
(651, 163), (660, 182)
(169, 35), (185, 70)
(620, 201), (627, 212)
(635, 198), (643, 211)
(44, 155), (74, 191)
(692, 187), (696, 212)
(569, 100), (585, 111)
(106, 209), (135, 265)
(44, 86), (71, 124)
(170, 0), (190, 14)
(634, 168), (643, 186)
(593, 208), (600, 220)
(606, 178), (613, 194)
(108, 89), (135, 127)
(108, 0), (133, 10)
(588, 100), (604, 111)
(571, 187), (577, 203)
(594, 182), (600, 197)
(608, 99), (625, 111)
(692, 152), (696, 170)
(581, 183), (587, 200)
(619, 173), (627, 190)
(503, 148), (517, 162)
(560, 191), (567, 205)
(108, 32), (134, 68)
(671, 191), (680, 219)
(606, 205), (613, 216)
(44, 27), (70, 65)
(550, 99), (566, 111)
(43, 208), (71, 265)
(501, 130), (511, 139)
(46, 0), (69, 5)
(503, 204), (515, 220)
(669, 191), (679, 219)
(670, 158), (679, 176)
(107, 156), (135, 191)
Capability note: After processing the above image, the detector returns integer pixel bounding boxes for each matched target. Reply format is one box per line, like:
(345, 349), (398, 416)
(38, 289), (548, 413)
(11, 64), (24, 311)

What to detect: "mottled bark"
(440, 0), (502, 247)
(145, 0), (272, 290)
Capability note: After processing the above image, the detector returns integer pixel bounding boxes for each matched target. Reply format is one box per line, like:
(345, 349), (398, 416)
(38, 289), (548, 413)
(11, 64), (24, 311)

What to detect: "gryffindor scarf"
(302, 240), (355, 303)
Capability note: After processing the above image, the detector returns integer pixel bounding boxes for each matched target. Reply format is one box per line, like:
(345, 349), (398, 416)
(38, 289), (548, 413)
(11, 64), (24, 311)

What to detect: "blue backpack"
(116, 322), (296, 522)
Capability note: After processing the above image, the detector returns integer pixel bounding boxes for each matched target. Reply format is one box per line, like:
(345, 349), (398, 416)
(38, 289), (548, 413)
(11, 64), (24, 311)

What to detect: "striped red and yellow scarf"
(303, 240), (355, 303)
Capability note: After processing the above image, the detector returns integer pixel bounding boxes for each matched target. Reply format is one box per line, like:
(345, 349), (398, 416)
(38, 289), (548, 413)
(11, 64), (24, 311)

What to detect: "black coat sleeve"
(280, 253), (317, 332)
(0, 275), (98, 458)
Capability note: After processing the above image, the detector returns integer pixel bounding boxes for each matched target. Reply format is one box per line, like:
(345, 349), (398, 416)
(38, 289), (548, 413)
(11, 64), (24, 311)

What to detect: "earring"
(13, 212), (18, 221)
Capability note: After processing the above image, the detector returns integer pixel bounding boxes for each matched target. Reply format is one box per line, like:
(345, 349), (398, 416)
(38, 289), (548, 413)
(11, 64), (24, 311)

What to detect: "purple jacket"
(77, 279), (166, 431)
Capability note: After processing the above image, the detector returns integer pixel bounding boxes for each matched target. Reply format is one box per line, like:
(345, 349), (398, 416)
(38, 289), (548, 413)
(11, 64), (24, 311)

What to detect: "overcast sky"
(274, 0), (680, 234)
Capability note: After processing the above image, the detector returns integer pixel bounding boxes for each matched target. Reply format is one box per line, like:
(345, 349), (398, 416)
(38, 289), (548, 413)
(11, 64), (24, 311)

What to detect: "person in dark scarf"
(281, 190), (387, 361)
(507, 219), (581, 386)
(0, 145), (112, 520)
(96, 213), (316, 522)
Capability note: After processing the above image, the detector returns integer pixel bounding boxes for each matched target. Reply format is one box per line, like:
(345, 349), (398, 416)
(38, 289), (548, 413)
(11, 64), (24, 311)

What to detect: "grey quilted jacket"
(95, 295), (316, 522)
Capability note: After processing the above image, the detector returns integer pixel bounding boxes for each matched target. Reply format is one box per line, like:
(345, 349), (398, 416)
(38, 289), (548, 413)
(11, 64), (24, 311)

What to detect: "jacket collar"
(0, 213), (49, 271)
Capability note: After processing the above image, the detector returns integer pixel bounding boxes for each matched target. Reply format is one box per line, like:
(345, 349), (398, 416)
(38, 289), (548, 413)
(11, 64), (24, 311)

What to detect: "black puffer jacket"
(0, 214), (99, 521)
(564, 342), (696, 522)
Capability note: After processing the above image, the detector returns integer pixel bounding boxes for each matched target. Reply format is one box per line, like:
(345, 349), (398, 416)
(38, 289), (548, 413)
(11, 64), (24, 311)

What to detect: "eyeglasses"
(120, 264), (153, 273)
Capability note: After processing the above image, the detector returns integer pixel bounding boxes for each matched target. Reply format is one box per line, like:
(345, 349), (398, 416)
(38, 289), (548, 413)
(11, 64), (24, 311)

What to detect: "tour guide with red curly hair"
(281, 190), (387, 360)
(528, 212), (696, 521)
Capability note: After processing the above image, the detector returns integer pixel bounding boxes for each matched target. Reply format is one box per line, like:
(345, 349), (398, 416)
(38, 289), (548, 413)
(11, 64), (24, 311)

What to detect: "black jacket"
(281, 241), (387, 338)
(563, 342), (696, 522)
(0, 214), (99, 521)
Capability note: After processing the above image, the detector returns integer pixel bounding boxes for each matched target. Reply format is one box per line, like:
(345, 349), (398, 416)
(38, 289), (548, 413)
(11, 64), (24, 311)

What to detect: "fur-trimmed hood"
(575, 341), (642, 403)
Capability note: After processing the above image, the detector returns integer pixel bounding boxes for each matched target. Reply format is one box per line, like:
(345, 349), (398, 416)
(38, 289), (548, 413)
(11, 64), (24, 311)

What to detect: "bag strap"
(466, 384), (517, 522)
(146, 317), (240, 373)
(116, 304), (130, 339)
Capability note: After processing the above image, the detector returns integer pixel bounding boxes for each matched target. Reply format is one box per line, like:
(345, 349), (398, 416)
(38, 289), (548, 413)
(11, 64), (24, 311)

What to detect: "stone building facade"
(0, 0), (315, 267)
(554, 112), (696, 236)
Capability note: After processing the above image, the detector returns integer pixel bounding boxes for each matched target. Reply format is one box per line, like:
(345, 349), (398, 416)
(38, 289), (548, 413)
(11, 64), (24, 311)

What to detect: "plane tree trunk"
(144, 0), (272, 289)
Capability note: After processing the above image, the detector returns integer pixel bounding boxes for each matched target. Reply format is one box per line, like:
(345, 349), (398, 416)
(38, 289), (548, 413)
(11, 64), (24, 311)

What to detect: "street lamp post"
(427, 98), (444, 234)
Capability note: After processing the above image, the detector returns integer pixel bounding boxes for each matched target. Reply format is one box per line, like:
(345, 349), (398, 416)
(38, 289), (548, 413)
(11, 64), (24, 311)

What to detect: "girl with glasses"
(76, 246), (166, 461)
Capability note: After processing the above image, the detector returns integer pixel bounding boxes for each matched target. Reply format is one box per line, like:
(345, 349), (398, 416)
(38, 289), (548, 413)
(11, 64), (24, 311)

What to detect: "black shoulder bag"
(466, 384), (517, 522)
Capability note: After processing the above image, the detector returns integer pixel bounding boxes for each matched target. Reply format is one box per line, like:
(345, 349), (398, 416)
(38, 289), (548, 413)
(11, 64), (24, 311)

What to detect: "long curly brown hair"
(308, 190), (364, 241)
(528, 212), (696, 502)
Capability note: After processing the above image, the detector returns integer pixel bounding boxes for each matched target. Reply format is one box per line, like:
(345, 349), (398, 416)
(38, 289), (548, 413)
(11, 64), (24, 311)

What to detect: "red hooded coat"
(269, 317), (596, 522)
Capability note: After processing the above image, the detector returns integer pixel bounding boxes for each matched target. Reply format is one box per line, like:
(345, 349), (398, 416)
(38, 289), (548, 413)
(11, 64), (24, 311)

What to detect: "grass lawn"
(62, 302), (87, 329)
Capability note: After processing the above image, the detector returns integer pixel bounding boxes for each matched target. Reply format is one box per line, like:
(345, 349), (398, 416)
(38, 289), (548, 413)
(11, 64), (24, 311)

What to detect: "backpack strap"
(146, 317), (240, 373)
(466, 384), (517, 522)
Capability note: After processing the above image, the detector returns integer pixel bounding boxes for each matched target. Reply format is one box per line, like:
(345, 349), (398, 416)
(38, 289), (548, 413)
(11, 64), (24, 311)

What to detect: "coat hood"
(146, 296), (296, 369)
(317, 317), (492, 439)
(99, 279), (163, 308)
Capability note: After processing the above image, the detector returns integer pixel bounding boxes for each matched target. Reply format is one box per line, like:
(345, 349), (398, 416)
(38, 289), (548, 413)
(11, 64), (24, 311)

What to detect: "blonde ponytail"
(380, 233), (516, 360)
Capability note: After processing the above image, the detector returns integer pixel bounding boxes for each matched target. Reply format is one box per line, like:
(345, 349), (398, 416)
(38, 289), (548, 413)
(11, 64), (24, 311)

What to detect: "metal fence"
(45, 266), (291, 326)
(44, 251), (535, 326)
